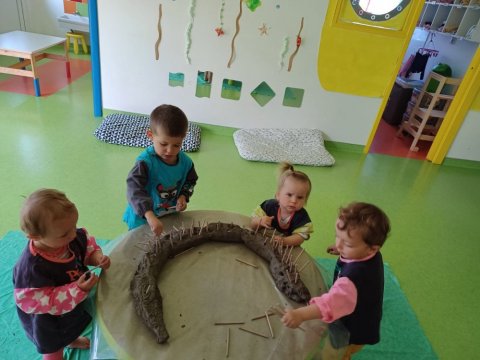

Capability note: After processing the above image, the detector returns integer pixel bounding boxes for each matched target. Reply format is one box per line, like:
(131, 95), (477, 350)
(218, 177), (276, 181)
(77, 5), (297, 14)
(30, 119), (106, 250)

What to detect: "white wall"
(0, 0), (67, 36)
(448, 110), (480, 161)
(98, 0), (381, 145)
(22, 0), (66, 36)
(402, 28), (478, 79)
(0, 0), (24, 33)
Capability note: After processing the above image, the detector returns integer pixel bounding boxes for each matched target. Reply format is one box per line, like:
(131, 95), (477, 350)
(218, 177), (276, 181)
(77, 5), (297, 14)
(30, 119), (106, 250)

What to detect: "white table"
(0, 31), (70, 96)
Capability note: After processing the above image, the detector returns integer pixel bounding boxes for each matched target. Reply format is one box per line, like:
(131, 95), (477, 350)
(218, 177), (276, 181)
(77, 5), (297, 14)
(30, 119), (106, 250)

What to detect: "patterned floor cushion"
(233, 128), (335, 166)
(94, 113), (201, 152)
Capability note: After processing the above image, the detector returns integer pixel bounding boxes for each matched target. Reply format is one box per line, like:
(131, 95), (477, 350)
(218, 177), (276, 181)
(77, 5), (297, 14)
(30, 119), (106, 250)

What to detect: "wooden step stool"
(66, 32), (88, 54)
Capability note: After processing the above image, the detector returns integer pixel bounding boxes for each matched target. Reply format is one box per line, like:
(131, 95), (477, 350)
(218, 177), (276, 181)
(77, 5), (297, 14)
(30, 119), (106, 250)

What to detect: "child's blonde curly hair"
(277, 162), (312, 202)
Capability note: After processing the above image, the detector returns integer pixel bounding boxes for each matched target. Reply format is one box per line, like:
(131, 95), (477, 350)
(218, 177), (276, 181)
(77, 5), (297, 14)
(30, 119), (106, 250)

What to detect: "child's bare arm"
(275, 233), (304, 247)
(251, 215), (274, 230)
(282, 304), (322, 328)
(145, 210), (164, 235)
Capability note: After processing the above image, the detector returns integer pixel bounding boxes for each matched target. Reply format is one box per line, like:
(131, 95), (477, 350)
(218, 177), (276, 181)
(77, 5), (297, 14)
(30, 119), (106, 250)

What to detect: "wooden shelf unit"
(419, 0), (480, 42)
(397, 72), (462, 151)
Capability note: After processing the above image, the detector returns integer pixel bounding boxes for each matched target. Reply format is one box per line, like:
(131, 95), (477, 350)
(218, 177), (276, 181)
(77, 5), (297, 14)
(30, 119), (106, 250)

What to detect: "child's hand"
(326, 245), (340, 255)
(273, 235), (284, 243)
(77, 272), (99, 292)
(282, 309), (303, 328)
(147, 216), (164, 236)
(176, 195), (187, 212)
(260, 216), (274, 228)
(97, 255), (111, 270)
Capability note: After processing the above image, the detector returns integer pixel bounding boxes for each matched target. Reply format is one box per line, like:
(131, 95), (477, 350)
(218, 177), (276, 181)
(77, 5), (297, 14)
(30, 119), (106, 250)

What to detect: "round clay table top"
(96, 210), (341, 359)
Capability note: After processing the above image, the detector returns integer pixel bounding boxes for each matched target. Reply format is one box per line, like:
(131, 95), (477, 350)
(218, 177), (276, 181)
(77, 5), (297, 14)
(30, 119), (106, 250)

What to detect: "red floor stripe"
(0, 59), (91, 97)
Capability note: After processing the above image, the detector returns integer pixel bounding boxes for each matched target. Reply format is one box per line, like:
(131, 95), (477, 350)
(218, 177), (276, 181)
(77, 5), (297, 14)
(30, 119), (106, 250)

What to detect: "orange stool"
(66, 32), (88, 54)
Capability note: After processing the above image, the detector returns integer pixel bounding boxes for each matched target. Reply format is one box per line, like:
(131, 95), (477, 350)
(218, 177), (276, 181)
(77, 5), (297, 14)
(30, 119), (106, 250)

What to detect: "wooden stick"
(174, 246), (195, 257)
(251, 312), (275, 321)
(85, 264), (102, 273)
(265, 311), (274, 338)
(288, 246), (294, 261)
(215, 321), (245, 325)
(238, 327), (269, 339)
(298, 260), (310, 272)
(226, 327), (230, 358)
(293, 248), (305, 265)
(270, 229), (276, 243)
(235, 258), (258, 268)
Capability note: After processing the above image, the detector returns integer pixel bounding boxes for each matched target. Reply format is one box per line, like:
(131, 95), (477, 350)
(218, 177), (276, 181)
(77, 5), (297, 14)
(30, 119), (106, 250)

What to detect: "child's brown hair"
(337, 202), (390, 247)
(20, 189), (78, 237)
(277, 162), (312, 201)
(150, 104), (188, 137)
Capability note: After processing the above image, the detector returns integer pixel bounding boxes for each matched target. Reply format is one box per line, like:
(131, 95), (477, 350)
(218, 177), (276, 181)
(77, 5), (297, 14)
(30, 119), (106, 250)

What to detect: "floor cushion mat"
(233, 128), (335, 166)
(94, 113), (201, 152)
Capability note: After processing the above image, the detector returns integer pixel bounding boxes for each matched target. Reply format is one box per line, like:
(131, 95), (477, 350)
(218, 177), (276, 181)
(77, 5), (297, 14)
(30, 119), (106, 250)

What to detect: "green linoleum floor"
(1, 58), (479, 359)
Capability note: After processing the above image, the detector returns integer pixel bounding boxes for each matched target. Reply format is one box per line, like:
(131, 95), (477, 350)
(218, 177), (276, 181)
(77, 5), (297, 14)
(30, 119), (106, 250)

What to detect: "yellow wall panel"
(318, 1), (422, 97)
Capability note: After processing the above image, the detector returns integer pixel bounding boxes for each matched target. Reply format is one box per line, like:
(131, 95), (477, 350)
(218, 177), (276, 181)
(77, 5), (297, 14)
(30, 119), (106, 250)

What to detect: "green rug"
(1, 231), (437, 359)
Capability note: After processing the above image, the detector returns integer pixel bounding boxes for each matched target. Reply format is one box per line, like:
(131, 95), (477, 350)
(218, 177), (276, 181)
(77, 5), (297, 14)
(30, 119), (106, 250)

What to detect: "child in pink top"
(13, 189), (111, 360)
(282, 202), (390, 360)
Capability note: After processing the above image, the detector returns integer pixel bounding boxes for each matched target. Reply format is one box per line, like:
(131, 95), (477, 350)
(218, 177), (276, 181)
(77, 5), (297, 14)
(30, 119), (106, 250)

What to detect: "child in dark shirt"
(282, 202), (390, 359)
(123, 104), (198, 235)
(13, 188), (111, 360)
(251, 162), (313, 246)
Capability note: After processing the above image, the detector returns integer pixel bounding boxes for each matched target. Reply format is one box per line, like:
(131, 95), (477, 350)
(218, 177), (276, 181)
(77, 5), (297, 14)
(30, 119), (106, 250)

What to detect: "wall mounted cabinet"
(418, 1), (480, 42)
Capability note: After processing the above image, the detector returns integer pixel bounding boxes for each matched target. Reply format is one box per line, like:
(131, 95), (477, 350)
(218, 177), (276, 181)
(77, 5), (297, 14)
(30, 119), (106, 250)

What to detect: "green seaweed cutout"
(244, 0), (261, 11)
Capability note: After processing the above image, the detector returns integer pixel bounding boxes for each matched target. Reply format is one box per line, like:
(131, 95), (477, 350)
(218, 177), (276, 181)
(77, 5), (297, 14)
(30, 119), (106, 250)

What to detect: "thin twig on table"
(265, 311), (274, 338)
(226, 328), (230, 357)
(235, 258), (258, 268)
(238, 327), (269, 339)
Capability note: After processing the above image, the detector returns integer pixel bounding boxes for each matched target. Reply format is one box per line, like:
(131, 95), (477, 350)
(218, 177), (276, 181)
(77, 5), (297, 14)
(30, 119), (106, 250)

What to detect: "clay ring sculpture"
(130, 222), (311, 344)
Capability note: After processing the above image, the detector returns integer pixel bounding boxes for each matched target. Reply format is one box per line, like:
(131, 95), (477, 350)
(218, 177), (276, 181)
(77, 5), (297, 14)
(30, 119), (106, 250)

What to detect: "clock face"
(351, 0), (411, 21)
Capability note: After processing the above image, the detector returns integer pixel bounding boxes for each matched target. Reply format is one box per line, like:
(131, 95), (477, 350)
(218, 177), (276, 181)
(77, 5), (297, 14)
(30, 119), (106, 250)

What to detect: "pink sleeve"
(83, 228), (101, 263)
(309, 277), (357, 323)
(14, 283), (88, 315)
